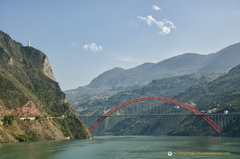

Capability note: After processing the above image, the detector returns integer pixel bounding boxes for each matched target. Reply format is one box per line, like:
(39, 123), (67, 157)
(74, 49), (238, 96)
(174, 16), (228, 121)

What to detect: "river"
(0, 136), (240, 159)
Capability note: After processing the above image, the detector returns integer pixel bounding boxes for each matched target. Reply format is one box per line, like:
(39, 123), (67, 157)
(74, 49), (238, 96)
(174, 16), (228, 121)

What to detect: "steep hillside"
(175, 64), (240, 110)
(169, 64), (240, 136)
(66, 42), (240, 102)
(199, 43), (240, 73)
(0, 30), (91, 142)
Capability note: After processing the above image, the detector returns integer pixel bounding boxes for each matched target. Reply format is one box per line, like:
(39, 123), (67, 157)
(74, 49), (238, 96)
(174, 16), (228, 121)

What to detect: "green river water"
(0, 136), (240, 159)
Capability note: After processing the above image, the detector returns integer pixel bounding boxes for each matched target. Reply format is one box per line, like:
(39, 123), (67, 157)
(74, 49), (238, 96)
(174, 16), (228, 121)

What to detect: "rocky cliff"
(0, 30), (92, 142)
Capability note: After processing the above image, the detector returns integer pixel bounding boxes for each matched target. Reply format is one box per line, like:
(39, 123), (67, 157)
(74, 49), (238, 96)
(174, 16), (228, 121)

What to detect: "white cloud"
(137, 15), (176, 35)
(83, 43), (103, 52)
(152, 5), (161, 11)
(138, 15), (155, 26)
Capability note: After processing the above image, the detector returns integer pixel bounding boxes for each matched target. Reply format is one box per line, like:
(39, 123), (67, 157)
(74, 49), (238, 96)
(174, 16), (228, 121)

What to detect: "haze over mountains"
(66, 42), (240, 95)
(74, 57), (240, 136)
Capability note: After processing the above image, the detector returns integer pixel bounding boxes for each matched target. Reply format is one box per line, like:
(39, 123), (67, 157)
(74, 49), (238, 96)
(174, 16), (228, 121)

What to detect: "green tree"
(3, 115), (14, 126)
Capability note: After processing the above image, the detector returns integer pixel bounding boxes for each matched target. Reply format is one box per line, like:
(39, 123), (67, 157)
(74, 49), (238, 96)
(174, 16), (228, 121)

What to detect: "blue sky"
(1, 0), (240, 90)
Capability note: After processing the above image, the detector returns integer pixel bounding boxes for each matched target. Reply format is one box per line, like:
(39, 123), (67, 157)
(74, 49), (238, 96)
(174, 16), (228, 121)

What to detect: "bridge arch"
(88, 97), (221, 133)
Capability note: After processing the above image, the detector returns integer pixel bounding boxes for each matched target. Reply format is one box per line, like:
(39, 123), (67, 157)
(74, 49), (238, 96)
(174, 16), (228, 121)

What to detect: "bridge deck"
(79, 113), (240, 118)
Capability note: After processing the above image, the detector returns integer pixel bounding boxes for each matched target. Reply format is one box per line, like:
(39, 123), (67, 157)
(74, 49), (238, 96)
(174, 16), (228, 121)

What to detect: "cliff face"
(43, 57), (56, 81)
(0, 30), (92, 142)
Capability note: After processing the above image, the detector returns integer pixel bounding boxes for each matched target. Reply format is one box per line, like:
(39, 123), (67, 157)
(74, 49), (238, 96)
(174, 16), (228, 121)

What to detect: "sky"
(1, 0), (240, 91)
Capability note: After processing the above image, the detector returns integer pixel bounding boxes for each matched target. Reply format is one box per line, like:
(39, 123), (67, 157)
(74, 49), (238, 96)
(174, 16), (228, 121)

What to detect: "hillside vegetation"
(169, 64), (240, 136)
(0, 30), (91, 142)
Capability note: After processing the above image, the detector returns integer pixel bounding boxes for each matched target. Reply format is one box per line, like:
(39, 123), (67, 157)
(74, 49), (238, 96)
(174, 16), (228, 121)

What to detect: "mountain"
(0, 30), (91, 142)
(75, 73), (222, 135)
(77, 64), (240, 136)
(175, 64), (240, 109)
(66, 42), (240, 102)
(169, 64), (240, 136)
(199, 43), (240, 73)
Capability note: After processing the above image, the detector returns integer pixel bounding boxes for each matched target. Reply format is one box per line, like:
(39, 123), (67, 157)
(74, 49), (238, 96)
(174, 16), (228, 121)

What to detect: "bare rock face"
(7, 57), (13, 65)
(9, 101), (41, 117)
(42, 57), (56, 81)
(0, 43), (13, 65)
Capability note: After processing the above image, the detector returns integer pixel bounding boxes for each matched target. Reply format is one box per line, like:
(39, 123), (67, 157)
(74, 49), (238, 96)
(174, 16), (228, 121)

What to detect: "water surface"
(1, 136), (240, 159)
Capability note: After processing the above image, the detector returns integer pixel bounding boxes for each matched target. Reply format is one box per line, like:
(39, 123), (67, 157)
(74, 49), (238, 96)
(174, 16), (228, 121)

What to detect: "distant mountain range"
(76, 64), (240, 136)
(66, 42), (240, 98)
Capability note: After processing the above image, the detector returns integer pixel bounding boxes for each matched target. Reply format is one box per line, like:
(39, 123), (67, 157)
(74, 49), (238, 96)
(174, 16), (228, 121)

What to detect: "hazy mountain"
(0, 30), (91, 142)
(66, 42), (240, 99)
(199, 43), (240, 72)
(169, 64), (240, 136)
(76, 73), (222, 114)
(75, 73), (221, 135)
(175, 63), (240, 109)
(88, 67), (125, 89)
(78, 64), (240, 136)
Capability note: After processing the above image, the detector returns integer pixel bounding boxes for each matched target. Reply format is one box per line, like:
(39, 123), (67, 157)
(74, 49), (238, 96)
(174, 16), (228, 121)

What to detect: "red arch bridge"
(80, 97), (223, 133)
